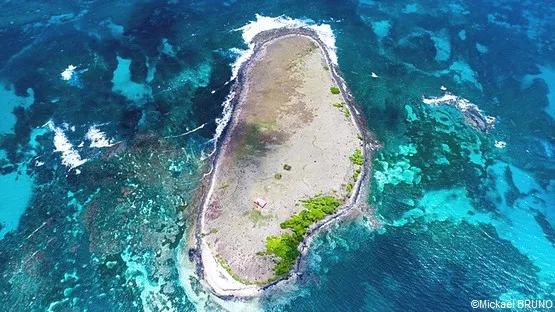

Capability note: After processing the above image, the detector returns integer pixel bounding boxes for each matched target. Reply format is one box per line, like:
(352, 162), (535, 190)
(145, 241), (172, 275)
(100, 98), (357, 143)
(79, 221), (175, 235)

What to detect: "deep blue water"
(0, 0), (554, 311)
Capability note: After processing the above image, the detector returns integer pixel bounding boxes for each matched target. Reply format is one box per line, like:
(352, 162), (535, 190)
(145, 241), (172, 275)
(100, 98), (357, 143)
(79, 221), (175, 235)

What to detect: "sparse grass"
(330, 86), (341, 94)
(346, 182), (354, 193)
(349, 149), (364, 166)
(215, 254), (266, 285)
(323, 64), (329, 71)
(218, 183), (230, 189)
(201, 228), (218, 237)
(353, 167), (362, 181)
(235, 122), (276, 162)
(244, 209), (274, 226)
(332, 101), (351, 119)
(264, 195), (341, 277)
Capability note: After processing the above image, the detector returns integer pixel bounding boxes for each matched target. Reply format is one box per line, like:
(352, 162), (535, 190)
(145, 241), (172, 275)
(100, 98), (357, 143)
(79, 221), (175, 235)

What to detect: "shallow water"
(0, 0), (553, 311)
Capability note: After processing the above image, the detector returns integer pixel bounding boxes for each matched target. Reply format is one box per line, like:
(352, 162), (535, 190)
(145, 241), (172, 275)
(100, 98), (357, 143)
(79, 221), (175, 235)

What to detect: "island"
(189, 28), (375, 298)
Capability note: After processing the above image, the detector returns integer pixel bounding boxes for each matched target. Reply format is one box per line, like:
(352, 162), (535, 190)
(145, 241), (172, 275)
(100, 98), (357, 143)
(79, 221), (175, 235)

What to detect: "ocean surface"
(0, 0), (554, 311)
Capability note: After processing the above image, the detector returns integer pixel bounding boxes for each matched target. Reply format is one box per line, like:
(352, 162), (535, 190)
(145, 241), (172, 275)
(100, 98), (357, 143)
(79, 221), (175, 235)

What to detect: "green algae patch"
(263, 195), (341, 277)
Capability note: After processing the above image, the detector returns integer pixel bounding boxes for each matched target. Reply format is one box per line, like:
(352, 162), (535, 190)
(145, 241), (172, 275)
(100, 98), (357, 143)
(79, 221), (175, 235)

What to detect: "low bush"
(263, 195), (341, 277)
(349, 149), (364, 166)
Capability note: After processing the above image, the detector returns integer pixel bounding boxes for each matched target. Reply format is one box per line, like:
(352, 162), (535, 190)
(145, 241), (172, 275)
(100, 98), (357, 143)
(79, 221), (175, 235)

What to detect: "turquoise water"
(0, 0), (553, 311)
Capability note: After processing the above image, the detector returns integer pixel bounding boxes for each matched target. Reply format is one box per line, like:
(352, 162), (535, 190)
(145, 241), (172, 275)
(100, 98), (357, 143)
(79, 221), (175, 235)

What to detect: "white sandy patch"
(476, 43), (488, 54)
(160, 38), (177, 57)
(372, 20), (391, 41)
(402, 3), (420, 14)
(435, 60), (483, 91)
(430, 28), (451, 62)
(0, 169), (34, 240)
(102, 19), (124, 37)
(111, 56), (152, 103)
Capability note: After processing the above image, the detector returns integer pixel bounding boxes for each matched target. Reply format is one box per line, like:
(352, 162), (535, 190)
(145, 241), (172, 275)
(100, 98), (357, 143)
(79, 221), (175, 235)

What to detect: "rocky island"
(190, 28), (375, 298)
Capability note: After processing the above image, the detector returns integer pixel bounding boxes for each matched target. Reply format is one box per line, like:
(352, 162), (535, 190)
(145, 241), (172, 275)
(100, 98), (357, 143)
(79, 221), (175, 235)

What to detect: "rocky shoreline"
(185, 26), (380, 300)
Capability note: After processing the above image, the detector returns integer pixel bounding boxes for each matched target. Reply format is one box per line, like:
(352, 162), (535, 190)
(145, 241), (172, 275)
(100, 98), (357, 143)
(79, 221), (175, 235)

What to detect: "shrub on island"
(263, 195), (341, 277)
(349, 148), (364, 166)
(330, 86), (341, 94)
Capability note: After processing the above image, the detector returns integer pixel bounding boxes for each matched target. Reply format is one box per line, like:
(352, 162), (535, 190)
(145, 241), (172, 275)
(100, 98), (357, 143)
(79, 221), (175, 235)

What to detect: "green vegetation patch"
(201, 228), (218, 237)
(332, 101), (351, 119)
(275, 173), (282, 180)
(353, 167), (362, 181)
(244, 209), (274, 226)
(263, 195), (341, 277)
(349, 148), (364, 166)
(345, 182), (354, 193)
(332, 102), (345, 108)
(330, 86), (341, 94)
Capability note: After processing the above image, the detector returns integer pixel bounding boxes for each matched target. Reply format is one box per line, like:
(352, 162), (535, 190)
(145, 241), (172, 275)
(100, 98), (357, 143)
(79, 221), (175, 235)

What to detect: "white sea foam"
(422, 93), (458, 105)
(422, 92), (496, 129)
(210, 90), (236, 154)
(61, 65), (77, 81)
(495, 141), (507, 149)
(46, 121), (87, 169)
(214, 15), (339, 150)
(232, 14), (338, 79)
(85, 126), (115, 148)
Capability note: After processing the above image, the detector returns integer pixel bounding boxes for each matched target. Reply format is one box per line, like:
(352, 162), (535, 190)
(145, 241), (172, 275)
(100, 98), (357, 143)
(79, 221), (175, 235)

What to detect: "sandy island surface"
(190, 29), (377, 298)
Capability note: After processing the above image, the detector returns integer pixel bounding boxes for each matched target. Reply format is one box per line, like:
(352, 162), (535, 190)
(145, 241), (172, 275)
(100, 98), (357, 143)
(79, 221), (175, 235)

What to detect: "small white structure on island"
(254, 198), (267, 208)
